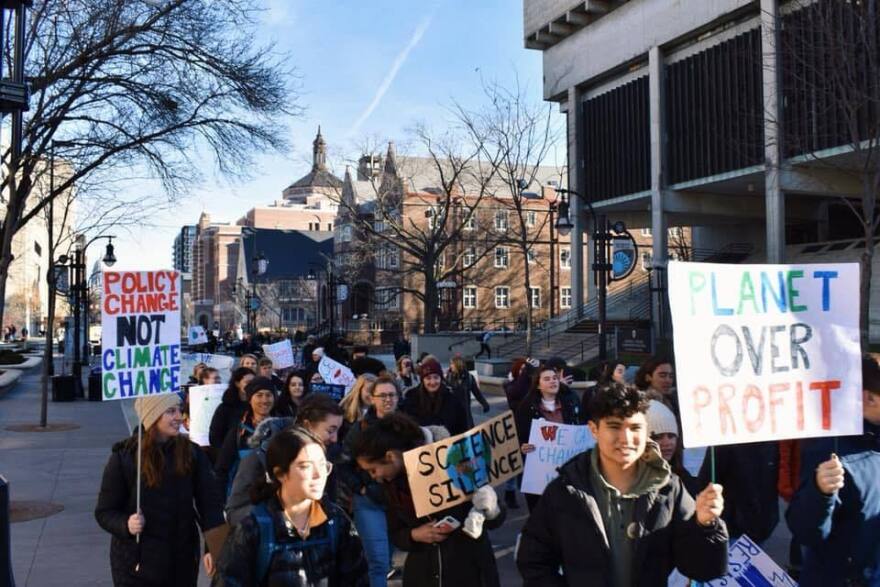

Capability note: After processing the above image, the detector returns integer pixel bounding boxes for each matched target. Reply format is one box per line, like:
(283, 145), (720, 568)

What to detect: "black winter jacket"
(212, 495), (368, 587)
(210, 387), (247, 450)
(400, 385), (468, 435)
(446, 371), (490, 429)
(336, 410), (387, 508)
(95, 434), (225, 587)
(384, 476), (504, 587)
(514, 387), (582, 448)
(517, 449), (729, 586)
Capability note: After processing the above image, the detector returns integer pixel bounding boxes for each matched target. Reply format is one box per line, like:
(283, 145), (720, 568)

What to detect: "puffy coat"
(400, 384), (468, 435)
(517, 449), (729, 586)
(786, 420), (880, 587)
(697, 440), (780, 543)
(95, 434), (225, 587)
(446, 371), (490, 429)
(212, 495), (368, 587)
(209, 387), (247, 450)
(383, 476), (504, 587)
(336, 410), (387, 510)
(215, 414), (259, 493)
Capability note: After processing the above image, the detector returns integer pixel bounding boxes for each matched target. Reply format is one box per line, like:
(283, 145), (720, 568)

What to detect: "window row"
(462, 286), (573, 310)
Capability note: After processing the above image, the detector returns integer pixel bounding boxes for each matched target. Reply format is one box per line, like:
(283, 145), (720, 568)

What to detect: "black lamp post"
(307, 262), (336, 340)
(248, 251), (268, 336)
(554, 188), (635, 361)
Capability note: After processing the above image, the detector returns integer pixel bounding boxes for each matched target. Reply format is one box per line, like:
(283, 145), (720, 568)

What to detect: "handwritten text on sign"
(101, 271), (181, 400)
(668, 262), (862, 447)
(521, 420), (594, 495)
(403, 411), (521, 518)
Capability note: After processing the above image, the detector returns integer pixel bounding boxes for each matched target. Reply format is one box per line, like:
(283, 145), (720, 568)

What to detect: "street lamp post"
(554, 188), (636, 361)
(307, 263), (337, 340)
(249, 251), (268, 335)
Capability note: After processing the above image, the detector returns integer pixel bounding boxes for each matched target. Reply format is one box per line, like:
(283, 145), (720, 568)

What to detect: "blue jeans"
(352, 493), (391, 587)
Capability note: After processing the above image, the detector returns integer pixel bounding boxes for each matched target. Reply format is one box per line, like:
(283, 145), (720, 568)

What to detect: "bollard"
(0, 475), (15, 587)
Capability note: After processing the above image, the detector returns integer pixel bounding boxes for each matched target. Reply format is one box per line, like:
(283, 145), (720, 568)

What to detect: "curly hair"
(351, 412), (424, 463)
(589, 383), (650, 421)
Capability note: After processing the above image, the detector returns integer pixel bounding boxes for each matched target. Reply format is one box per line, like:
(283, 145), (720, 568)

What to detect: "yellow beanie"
(134, 394), (181, 431)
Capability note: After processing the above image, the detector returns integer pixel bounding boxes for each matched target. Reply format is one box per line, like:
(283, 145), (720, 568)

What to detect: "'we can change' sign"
(669, 261), (862, 447)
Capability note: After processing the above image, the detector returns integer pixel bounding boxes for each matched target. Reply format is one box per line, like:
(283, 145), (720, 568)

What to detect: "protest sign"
(310, 382), (346, 402)
(188, 325), (208, 345)
(318, 355), (356, 391)
(403, 410), (522, 518)
(262, 340), (295, 369)
(521, 419), (594, 495)
(668, 534), (796, 587)
(181, 352), (235, 383)
(101, 270), (181, 400)
(187, 384), (225, 446)
(668, 261), (862, 447)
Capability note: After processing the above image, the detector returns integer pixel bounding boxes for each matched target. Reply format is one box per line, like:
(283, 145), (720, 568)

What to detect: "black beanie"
(245, 376), (275, 402)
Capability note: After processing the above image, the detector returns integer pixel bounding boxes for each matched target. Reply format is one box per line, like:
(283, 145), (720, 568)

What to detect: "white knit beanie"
(135, 394), (181, 431)
(645, 400), (678, 437)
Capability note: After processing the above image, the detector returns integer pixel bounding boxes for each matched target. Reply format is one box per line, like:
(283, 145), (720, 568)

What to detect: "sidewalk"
(1, 359), (125, 586)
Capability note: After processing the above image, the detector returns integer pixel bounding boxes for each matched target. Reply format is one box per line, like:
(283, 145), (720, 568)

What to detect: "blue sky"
(106, 0), (558, 270)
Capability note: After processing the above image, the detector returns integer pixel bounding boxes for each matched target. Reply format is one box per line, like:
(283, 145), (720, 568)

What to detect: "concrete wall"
(542, 0), (753, 99)
(412, 334), (486, 365)
(523, 0), (583, 37)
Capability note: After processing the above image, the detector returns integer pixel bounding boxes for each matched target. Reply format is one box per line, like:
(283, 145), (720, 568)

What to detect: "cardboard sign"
(310, 382), (346, 402)
(668, 261), (863, 447)
(521, 420), (595, 495)
(262, 340), (295, 369)
(187, 384), (226, 446)
(403, 410), (522, 518)
(181, 353), (235, 383)
(101, 271), (181, 400)
(188, 325), (208, 345)
(318, 355), (356, 392)
(668, 534), (796, 587)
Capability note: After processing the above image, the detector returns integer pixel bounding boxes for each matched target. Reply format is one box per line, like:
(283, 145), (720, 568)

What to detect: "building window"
(641, 227), (652, 237)
(463, 246), (476, 267)
(668, 226), (683, 238)
(282, 307), (307, 323)
(560, 247), (571, 269)
(376, 288), (399, 310)
(527, 248), (537, 264)
(641, 251), (653, 271)
(34, 242), (42, 257)
(426, 207), (441, 230)
(388, 247), (399, 268)
(463, 214), (476, 231)
(495, 286), (510, 309)
(561, 287), (572, 309)
(339, 225), (353, 242)
(463, 286), (477, 309)
(494, 247), (509, 268)
(494, 210), (509, 231)
(526, 211), (537, 228)
(327, 223), (333, 231)
(374, 219), (386, 232)
(530, 286), (541, 308)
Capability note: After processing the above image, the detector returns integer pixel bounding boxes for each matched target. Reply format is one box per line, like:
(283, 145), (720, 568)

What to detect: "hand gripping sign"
(668, 261), (862, 448)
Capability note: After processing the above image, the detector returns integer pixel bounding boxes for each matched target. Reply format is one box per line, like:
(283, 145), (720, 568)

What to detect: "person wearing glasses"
(338, 373), (402, 586)
(213, 426), (368, 586)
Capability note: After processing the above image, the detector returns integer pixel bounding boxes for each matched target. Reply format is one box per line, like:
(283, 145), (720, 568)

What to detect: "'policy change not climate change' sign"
(101, 270), (182, 400)
(669, 261), (862, 447)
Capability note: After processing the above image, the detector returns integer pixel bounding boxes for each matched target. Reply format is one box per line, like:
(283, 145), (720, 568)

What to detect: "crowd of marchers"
(93, 339), (880, 587)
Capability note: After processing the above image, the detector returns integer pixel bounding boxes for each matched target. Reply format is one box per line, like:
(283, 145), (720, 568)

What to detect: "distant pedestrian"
(95, 394), (224, 586)
(395, 355), (419, 391)
(474, 331), (494, 359)
(257, 357), (283, 391)
(400, 359), (468, 435)
(238, 354), (258, 372)
(208, 367), (255, 451)
(446, 356), (490, 428)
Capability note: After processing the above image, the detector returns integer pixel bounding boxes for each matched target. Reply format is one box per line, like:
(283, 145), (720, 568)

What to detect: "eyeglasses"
(402, 362), (412, 367)
(372, 393), (397, 401)
(293, 460), (333, 475)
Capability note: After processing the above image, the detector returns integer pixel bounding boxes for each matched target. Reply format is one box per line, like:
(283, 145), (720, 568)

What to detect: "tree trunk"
(40, 277), (56, 427)
(423, 279), (438, 334)
(522, 248), (533, 355)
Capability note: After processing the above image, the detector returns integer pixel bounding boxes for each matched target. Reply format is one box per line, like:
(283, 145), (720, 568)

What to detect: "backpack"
(251, 501), (340, 584)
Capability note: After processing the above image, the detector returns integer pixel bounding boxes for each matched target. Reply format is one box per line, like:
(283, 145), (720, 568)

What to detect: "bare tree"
(778, 0), (880, 347)
(0, 0), (297, 327)
(455, 80), (563, 353)
(333, 129), (508, 333)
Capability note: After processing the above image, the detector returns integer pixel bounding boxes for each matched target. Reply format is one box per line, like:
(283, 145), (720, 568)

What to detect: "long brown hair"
(140, 426), (193, 488)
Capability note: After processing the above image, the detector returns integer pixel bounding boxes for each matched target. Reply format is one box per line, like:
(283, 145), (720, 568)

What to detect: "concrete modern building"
(172, 225), (197, 273)
(525, 0), (876, 339)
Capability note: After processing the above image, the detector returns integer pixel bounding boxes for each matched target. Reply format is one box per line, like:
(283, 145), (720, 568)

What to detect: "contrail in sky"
(349, 13), (434, 135)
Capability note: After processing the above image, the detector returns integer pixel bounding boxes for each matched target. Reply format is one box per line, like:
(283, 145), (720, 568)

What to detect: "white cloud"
(349, 13), (434, 136)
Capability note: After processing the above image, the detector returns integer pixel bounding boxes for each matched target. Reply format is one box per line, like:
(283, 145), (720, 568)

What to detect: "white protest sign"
(187, 384), (226, 446)
(262, 340), (295, 369)
(318, 355), (356, 392)
(521, 419), (594, 495)
(101, 271), (181, 400)
(188, 325), (208, 344)
(668, 261), (862, 447)
(668, 534), (796, 587)
(181, 353), (235, 383)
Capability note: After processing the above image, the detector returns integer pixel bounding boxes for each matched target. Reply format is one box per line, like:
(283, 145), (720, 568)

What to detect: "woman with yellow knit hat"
(95, 394), (225, 586)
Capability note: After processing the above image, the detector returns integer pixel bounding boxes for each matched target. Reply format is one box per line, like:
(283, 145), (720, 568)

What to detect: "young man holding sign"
(517, 384), (729, 586)
(786, 356), (880, 587)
